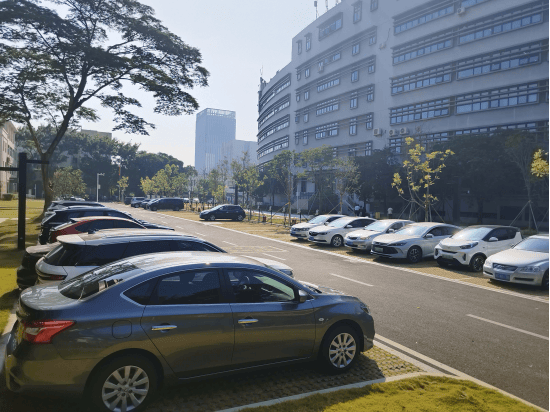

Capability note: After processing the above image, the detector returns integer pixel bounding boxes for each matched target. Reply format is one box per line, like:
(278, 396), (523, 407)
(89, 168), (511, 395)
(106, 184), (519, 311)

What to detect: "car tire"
(237, 215), (244, 221)
(88, 355), (158, 412)
(151, 207), (157, 212)
(406, 246), (422, 263)
(209, 215), (216, 221)
(174, 207), (180, 211)
(330, 235), (343, 248)
(468, 254), (485, 272)
(319, 325), (360, 374)
(436, 258), (451, 268)
(542, 271), (549, 290)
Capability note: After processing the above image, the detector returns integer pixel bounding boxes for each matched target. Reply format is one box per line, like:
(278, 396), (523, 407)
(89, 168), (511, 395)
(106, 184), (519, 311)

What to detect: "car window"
(170, 240), (219, 252)
(123, 241), (173, 258)
(390, 223), (403, 230)
(507, 228), (518, 240)
(490, 228), (508, 241)
(89, 220), (116, 231)
(153, 270), (222, 305)
(440, 226), (455, 236)
(83, 211), (106, 217)
(115, 220), (143, 229)
(76, 222), (92, 232)
(428, 227), (444, 237)
(228, 270), (296, 303)
(123, 278), (158, 305)
(44, 244), (86, 266)
(78, 243), (128, 266)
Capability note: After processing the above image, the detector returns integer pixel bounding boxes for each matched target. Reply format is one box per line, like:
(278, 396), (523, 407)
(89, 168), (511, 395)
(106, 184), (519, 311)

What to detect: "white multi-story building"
(0, 121), (16, 195)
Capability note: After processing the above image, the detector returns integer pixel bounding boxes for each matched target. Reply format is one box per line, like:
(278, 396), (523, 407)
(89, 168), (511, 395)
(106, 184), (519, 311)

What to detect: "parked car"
(39, 207), (173, 244)
(182, 198), (190, 204)
(141, 199), (156, 209)
(147, 197), (184, 211)
(290, 214), (346, 239)
(344, 219), (414, 252)
(45, 201), (105, 219)
(124, 197), (133, 205)
(435, 225), (522, 272)
(483, 235), (549, 288)
(16, 243), (59, 290)
(200, 204), (246, 221)
(371, 222), (460, 263)
(5, 252), (374, 411)
(48, 216), (147, 243)
(308, 217), (376, 247)
(130, 197), (145, 207)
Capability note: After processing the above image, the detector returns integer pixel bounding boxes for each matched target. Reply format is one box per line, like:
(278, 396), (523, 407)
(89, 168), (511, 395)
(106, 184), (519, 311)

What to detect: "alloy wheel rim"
(409, 248), (420, 262)
(101, 365), (149, 412)
(329, 333), (356, 368)
(333, 236), (342, 247)
(210, 215), (216, 221)
(473, 257), (484, 271)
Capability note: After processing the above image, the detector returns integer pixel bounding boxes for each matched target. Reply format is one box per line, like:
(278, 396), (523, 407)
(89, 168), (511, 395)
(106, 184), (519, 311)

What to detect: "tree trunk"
(41, 154), (53, 212)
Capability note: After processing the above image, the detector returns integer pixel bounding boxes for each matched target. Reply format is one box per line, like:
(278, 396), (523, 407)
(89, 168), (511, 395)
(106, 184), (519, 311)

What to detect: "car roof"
(319, 214), (345, 218)
(528, 234), (549, 239)
(55, 206), (121, 212)
(70, 216), (138, 222)
(465, 225), (519, 230)
(57, 229), (199, 245)
(407, 222), (457, 227)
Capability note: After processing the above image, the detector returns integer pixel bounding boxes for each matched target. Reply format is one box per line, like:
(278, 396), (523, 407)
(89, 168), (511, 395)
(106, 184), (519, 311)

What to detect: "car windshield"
(513, 238), (549, 253)
(44, 243), (85, 266)
(308, 215), (330, 224)
(394, 225), (427, 236)
(211, 205), (222, 210)
(58, 260), (140, 299)
(451, 227), (493, 241)
(327, 219), (353, 228)
(362, 221), (393, 232)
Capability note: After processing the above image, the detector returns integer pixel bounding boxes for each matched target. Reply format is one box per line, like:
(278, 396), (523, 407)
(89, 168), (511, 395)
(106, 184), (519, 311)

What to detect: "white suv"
(435, 225), (522, 272)
(308, 217), (376, 247)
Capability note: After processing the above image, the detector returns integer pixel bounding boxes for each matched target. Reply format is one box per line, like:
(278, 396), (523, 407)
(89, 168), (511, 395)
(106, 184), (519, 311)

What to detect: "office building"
(222, 140), (257, 166)
(0, 121), (16, 196)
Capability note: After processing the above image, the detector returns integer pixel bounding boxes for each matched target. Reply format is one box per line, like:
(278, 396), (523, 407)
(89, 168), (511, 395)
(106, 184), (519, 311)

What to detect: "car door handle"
(238, 318), (259, 324)
(152, 325), (177, 331)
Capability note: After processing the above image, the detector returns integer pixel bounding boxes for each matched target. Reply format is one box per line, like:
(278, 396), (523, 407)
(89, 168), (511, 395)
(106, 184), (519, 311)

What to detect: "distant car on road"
(308, 217), (376, 247)
(5, 252), (374, 411)
(200, 204), (246, 221)
(140, 199), (155, 209)
(290, 214), (345, 239)
(371, 222), (460, 263)
(124, 197), (132, 205)
(344, 219), (414, 252)
(147, 197), (184, 211)
(435, 225), (522, 272)
(130, 197), (145, 207)
(483, 234), (549, 288)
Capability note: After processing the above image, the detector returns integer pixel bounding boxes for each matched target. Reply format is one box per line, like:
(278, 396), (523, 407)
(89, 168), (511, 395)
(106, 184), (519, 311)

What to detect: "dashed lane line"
(262, 253), (286, 261)
(329, 273), (374, 287)
(195, 232), (206, 236)
(223, 241), (237, 246)
(467, 314), (549, 341)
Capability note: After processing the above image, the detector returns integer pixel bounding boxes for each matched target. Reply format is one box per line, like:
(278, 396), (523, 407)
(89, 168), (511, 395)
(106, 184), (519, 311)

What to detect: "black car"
(124, 197), (133, 205)
(16, 243), (59, 289)
(147, 197), (184, 211)
(39, 207), (174, 244)
(200, 204), (246, 221)
(141, 199), (155, 209)
(131, 197), (145, 207)
(47, 200), (105, 212)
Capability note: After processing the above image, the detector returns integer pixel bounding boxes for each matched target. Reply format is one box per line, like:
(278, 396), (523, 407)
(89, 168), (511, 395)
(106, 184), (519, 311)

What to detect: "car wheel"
(330, 235), (343, 247)
(406, 246), (422, 263)
(209, 215), (216, 221)
(468, 254), (485, 272)
(319, 326), (359, 374)
(436, 258), (451, 268)
(542, 271), (549, 290)
(151, 207), (157, 212)
(88, 355), (158, 412)
(173, 207), (180, 211)
(237, 215), (244, 221)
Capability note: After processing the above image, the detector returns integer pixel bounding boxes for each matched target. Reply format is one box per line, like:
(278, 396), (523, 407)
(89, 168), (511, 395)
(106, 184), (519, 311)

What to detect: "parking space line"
(223, 241), (237, 246)
(195, 232), (206, 236)
(262, 253), (286, 261)
(467, 314), (549, 341)
(329, 273), (373, 287)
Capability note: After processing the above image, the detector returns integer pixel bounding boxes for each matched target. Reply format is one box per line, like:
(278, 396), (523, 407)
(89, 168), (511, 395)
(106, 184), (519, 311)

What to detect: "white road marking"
(262, 253), (286, 261)
(329, 273), (373, 287)
(223, 241), (237, 246)
(195, 232), (206, 236)
(467, 314), (549, 341)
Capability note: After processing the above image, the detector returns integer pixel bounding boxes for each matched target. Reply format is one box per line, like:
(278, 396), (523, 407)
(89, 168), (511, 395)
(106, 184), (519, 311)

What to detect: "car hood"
(309, 224), (339, 232)
(374, 234), (418, 244)
(200, 209), (212, 214)
(299, 280), (346, 295)
(487, 249), (549, 267)
(346, 229), (381, 238)
(440, 238), (480, 247)
(292, 222), (318, 229)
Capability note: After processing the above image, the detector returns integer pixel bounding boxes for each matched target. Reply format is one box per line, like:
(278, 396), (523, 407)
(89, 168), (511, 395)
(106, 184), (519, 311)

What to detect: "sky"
(78, 0), (331, 167)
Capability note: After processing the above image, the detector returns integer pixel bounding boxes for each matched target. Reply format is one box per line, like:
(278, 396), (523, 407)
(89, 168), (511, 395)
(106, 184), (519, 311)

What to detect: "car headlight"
(460, 242), (479, 249)
(518, 265), (543, 273)
(360, 302), (370, 314)
(389, 242), (407, 247)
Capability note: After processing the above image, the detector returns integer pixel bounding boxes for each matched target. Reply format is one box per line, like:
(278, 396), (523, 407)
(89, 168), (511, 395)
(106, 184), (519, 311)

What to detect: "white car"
(344, 219), (414, 252)
(435, 225), (522, 272)
(290, 214), (345, 239)
(483, 234), (549, 288)
(371, 222), (460, 263)
(308, 216), (376, 247)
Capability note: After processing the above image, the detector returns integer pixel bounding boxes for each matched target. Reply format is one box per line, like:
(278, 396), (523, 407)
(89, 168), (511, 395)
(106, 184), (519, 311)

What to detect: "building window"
(304, 90), (310, 100)
(258, 115), (291, 142)
(366, 91), (374, 101)
(353, 1), (362, 23)
(305, 67), (310, 78)
(350, 97), (358, 109)
(368, 63), (375, 73)
(297, 40), (302, 54)
(304, 113), (309, 122)
(390, 99), (451, 125)
(297, 72), (301, 81)
(389, 138), (403, 153)
(319, 13), (343, 40)
(349, 119), (357, 135)
(317, 78), (340, 92)
(351, 70), (359, 82)
(348, 148), (357, 157)
(456, 82), (541, 114)
(259, 74), (291, 112)
(365, 141), (373, 156)
(394, 5), (454, 35)
(459, 12), (543, 45)
(316, 99), (340, 116)
(461, 0), (489, 7)
(393, 39), (452, 64)
(365, 113), (373, 129)
(296, 93), (300, 102)
(392, 65), (452, 94)
(295, 136), (300, 146)
(352, 43), (360, 55)
(303, 131), (308, 145)
(257, 136), (290, 159)
(315, 122), (339, 139)
(295, 115), (300, 123)
(370, 0), (378, 11)
(306, 34), (311, 51)
(369, 35), (376, 45)
(258, 96), (291, 127)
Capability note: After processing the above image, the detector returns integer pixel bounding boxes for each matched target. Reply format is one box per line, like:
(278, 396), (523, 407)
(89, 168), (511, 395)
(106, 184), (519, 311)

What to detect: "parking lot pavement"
(0, 346), (422, 412)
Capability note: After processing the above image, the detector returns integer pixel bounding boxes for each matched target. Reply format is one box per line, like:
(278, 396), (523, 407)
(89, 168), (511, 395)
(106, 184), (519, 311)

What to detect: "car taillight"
(21, 320), (74, 344)
(50, 274), (67, 280)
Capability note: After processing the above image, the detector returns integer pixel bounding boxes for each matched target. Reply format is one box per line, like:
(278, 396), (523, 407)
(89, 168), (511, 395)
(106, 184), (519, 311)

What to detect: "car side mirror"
(388, 229), (395, 233)
(297, 289), (308, 304)
(345, 225), (352, 229)
(324, 222), (328, 225)
(425, 233), (434, 239)
(488, 237), (498, 242)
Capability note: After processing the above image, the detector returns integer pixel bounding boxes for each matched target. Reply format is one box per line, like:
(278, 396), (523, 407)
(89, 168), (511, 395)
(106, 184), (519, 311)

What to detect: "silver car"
(5, 253), (375, 412)
(344, 219), (414, 252)
(290, 214), (345, 239)
(371, 222), (460, 263)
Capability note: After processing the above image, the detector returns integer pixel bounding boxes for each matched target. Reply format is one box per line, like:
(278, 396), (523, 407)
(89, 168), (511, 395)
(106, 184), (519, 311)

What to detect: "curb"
(0, 303), (17, 378)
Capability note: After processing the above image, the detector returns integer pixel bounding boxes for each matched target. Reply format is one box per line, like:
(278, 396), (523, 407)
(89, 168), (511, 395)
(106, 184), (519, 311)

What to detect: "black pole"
(18, 152), (27, 250)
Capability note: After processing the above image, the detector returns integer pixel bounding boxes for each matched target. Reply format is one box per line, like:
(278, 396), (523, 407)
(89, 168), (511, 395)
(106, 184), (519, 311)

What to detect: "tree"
(0, 0), (209, 210)
(140, 176), (154, 196)
(265, 150), (298, 225)
(531, 149), (549, 178)
(333, 157), (359, 214)
(299, 145), (336, 213)
(392, 137), (454, 222)
(117, 176), (129, 200)
(52, 167), (86, 198)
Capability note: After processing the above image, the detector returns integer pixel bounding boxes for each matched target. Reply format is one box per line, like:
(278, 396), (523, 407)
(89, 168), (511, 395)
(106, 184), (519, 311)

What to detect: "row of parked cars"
(290, 214), (549, 288)
(6, 200), (375, 411)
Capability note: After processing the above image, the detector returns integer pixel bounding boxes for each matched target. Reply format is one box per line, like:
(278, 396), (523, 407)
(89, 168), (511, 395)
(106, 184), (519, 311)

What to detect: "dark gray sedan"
(5, 252), (375, 412)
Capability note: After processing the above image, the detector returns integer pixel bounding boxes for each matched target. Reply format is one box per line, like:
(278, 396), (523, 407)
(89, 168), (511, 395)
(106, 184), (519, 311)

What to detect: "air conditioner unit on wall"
(373, 128), (382, 136)
(457, 7), (466, 15)
(415, 125), (422, 133)
(400, 127), (409, 135)
(388, 129), (397, 137)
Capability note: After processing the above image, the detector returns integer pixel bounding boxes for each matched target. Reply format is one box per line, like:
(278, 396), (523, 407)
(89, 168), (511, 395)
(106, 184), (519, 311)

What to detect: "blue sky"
(79, 0), (331, 167)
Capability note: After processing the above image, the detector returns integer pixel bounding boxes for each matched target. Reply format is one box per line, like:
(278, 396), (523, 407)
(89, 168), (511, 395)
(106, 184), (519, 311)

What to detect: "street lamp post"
(97, 173), (104, 202)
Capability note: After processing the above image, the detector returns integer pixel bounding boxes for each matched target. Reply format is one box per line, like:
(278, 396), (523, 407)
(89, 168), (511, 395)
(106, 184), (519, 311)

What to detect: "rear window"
(78, 244), (128, 266)
(44, 244), (85, 266)
(123, 241), (173, 258)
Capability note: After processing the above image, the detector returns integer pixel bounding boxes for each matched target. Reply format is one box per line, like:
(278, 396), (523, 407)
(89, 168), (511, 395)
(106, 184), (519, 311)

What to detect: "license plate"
(374, 247), (383, 252)
(495, 273), (510, 281)
(308, 236), (314, 241)
(441, 254), (453, 260)
(346, 241), (354, 246)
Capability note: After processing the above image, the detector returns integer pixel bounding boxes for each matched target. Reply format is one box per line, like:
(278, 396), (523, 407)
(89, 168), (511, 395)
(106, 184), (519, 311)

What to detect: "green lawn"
(0, 199), (43, 332)
(244, 376), (538, 412)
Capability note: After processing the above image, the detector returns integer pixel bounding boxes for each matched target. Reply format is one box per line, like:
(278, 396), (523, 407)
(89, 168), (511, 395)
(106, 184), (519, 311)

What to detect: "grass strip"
(242, 375), (538, 412)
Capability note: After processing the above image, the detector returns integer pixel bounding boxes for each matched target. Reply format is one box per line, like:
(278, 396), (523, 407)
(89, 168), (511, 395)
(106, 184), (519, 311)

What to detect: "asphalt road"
(119, 204), (549, 409)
